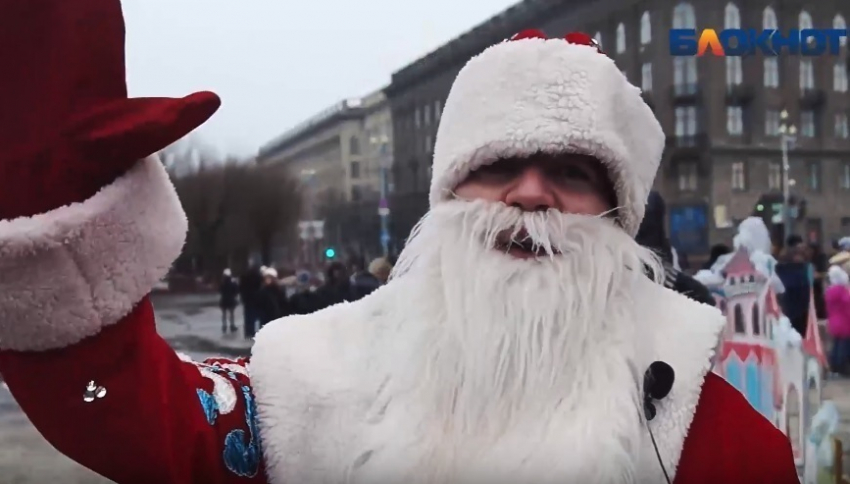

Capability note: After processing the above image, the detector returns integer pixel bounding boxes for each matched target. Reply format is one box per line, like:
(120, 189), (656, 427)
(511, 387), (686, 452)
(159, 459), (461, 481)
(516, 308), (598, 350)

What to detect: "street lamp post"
(371, 134), (392, 257)
(779, 109), (797, 245)
(299, 169), (317, 267)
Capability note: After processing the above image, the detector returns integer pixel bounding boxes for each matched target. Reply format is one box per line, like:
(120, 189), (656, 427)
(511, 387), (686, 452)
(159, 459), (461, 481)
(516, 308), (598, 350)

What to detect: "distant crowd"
(217, 257), (393, 339)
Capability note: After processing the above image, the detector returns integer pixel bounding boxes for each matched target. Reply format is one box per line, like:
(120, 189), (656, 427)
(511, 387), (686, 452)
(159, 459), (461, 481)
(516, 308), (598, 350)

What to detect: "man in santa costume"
(0, 2), (798, 483)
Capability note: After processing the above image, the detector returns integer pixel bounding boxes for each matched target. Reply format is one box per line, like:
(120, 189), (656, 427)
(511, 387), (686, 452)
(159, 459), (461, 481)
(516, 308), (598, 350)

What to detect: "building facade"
(386, 0), (850, 258)
(258, 89), (394, 260)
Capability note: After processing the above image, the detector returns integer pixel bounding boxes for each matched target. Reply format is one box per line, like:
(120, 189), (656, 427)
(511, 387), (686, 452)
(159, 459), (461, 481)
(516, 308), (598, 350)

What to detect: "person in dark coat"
(349, 257), (382, 301)
(256, 267), (289, 327)
(313, 262), (354, 310)
(239, 264), (263, 339)
(635, 191), (715, 306)
(219, 268), (239, 334)
(704, 244), (731, 270)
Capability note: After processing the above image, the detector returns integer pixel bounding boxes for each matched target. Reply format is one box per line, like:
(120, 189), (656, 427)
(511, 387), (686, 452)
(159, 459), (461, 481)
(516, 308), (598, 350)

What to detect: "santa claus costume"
(0, 2), (798, 484)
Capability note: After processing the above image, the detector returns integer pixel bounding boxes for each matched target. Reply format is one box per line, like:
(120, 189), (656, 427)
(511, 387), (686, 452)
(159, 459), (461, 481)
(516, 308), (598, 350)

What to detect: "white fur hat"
(429, 30), (664, 236)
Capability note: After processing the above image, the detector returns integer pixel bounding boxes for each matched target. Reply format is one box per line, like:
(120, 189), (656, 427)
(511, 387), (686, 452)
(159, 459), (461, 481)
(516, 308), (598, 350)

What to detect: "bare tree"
(167, 148), (303, 276)
(170, 156), (230, 275)
(234, 164), (302, 265)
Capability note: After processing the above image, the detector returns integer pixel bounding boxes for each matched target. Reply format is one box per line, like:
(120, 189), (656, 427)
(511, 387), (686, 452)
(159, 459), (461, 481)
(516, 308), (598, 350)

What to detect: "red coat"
(0, 159), (798, 483)
(0, 296), (798, 484)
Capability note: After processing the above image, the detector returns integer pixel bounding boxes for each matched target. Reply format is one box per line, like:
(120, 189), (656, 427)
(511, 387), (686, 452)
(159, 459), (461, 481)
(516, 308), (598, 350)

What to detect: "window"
(734, 304), (745, 333)
(807, 161), (820, 191)
(641, 62), (653, 92)
(801, 110), (815, 137)
(675, 106), (698, 136)
(727, 57), (742, 86)
(351, 185), (362, 201)
(800, 59), (814, 89)
(423, 105), (430, 125)
(842, 163), (850, 190)
(594, 31), (602, 48)
(752, 304), (761, 335)
(673, 3), (696, 29)
(842, 217), (850, 233)
(349, 136), (360, 155)
(834, 62), (848, 92)
(768, 162), (782, 190)
(836, 114), (849, 138)
(674, 57), (697, 85)
(732, 161), (746, 190)
(836, 14), (847, 46)
(424, 134), (432, 153)
(799, 10), (812, 30)
(678, 162), (698, 191)
(640, 12), (651, 44)
(434, 100), (442, 121)
(765, 110), (781, 136)
(350, 161), (360, 179)
(727, 106), (743, 134)
(616, 23), (625, 53)
(414, 108), (421, 128)
(764, 58), (779, 87)
(725, 4), (740, 29)
(763, 7), (777, 30)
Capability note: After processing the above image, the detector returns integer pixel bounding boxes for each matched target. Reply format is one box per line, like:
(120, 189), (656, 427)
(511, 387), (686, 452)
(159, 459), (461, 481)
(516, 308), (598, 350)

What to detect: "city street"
(0, 293), (250, 483)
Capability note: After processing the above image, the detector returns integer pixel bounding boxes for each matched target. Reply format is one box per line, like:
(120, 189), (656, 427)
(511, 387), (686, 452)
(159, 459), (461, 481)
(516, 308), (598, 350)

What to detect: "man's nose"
(503, 166), (555, 211)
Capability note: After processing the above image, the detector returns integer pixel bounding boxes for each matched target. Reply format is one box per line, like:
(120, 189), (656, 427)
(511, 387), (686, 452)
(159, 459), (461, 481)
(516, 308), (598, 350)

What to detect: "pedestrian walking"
(239, 264), (263, 339)
(257, 267), (288, 326)
(219, 268), (239, 334)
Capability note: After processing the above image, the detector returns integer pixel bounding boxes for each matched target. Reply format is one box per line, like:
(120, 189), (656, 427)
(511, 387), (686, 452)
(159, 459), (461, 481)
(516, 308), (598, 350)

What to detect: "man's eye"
(552, 166), (592, 180)
(470, 163), (521, 179)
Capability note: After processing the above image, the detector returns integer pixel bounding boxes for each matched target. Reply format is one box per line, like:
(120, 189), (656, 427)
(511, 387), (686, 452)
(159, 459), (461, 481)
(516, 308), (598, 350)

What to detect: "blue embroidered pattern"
(194, 364), (261, 478)
(197, 389), (219, 425)
(223, 385), (262, 477)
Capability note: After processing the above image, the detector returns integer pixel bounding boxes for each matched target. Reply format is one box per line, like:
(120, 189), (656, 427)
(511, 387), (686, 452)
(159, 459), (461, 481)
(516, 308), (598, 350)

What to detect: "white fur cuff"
(0, 157), (187, 351)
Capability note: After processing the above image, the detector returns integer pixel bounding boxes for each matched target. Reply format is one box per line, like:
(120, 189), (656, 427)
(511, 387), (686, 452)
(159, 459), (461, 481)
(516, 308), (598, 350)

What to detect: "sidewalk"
(151, 293), (253, 357)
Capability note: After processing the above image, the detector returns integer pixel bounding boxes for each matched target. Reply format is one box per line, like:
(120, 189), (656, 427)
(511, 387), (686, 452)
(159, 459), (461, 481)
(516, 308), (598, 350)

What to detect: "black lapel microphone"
(643, 361), (675, 484)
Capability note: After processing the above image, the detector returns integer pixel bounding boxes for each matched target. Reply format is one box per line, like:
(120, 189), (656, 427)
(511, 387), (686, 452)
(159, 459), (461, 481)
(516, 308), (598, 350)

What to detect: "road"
(0, 293), (246, 484)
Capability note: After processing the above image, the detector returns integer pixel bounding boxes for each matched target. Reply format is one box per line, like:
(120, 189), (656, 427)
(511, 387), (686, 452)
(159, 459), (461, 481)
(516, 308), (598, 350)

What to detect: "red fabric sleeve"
(675, 373), (799, 484)
(0, 297), (267, 484)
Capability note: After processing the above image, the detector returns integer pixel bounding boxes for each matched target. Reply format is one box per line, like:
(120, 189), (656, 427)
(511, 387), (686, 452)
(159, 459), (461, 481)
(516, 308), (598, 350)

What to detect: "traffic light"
(324, 247), (336, 259)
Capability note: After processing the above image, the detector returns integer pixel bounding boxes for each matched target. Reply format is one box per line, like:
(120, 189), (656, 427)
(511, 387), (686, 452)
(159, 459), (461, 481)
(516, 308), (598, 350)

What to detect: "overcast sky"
(122, 0), (518, 158)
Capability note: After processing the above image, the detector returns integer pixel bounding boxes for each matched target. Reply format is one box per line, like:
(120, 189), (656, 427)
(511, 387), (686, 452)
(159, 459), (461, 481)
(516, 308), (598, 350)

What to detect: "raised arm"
(0, 158), (264, 483)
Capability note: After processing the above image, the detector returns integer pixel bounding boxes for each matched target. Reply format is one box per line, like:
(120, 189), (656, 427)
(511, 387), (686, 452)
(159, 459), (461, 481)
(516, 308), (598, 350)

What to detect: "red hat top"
(0, 0), (220, 219)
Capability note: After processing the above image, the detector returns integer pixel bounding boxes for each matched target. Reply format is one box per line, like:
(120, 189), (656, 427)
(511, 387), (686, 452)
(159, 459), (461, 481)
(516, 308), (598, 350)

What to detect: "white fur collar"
(251, 278), (724, 483)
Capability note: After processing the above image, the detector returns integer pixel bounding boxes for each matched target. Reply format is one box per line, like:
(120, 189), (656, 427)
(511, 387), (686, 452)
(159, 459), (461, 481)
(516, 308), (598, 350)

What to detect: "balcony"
(670, 83), (700, 104)
(725, 84), (756, 105)
(665, 133), (708, 162)
(799, 88), (826, 108)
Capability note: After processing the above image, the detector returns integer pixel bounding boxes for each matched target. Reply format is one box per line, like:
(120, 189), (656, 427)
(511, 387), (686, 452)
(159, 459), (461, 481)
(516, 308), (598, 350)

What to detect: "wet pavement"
(0, 293), (248, 484)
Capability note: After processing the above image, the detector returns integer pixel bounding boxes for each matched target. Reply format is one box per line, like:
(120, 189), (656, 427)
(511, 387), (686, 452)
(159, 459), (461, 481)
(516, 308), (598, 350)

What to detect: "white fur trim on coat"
(250, 279), (725, 483)
(430, 38), (663, 235)
(0, 157), (186, 351)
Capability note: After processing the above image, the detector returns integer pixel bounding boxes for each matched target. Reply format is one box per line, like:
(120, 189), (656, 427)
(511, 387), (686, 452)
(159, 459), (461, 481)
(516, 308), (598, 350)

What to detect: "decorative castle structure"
(694, 217), (827, 482)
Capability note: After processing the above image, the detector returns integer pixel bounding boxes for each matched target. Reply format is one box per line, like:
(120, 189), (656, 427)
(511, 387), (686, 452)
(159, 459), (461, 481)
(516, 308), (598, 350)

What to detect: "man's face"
(453, 153), (615, 258)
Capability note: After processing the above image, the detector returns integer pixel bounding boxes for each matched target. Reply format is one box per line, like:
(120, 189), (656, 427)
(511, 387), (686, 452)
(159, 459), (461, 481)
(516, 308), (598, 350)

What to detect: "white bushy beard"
(388, 199), (663, 483)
